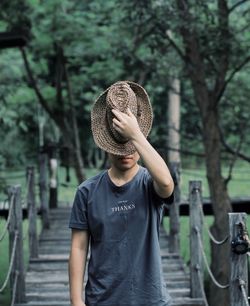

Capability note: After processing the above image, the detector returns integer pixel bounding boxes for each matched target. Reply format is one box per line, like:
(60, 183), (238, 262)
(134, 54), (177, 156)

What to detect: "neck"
(108, 164), (140, 186)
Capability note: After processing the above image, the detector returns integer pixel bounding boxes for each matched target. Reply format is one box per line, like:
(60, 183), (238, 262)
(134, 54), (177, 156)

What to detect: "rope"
(10, 270), (19, 306)
(239, 278), (249, 306)
(196, 229), (229, 289)
(207, 228), (229, 245)
(197, 200), (229, 245)
(0, 231), (18, 293)
(197, 268), (209, 306)
(0, 194), (15, 242)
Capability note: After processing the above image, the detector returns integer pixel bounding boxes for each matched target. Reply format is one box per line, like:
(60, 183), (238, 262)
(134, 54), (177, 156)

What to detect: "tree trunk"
(71, 112), (85, 183)
(202, 110), (232, 306)
(175, 1), (232, 303)
(64, 60), (86, 183)
(21, 46), (86, 184)
(191, 82), (232, 306)
(73, 149), (85, 183)
(168, 78), (181, 163)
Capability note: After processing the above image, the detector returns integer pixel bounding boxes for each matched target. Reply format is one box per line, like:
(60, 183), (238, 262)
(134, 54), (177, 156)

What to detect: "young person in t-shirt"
(68, 81), (174, 306)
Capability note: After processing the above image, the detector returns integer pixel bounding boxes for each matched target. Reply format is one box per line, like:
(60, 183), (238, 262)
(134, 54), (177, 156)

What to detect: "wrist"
(130, 129), (144, 142)
(70, 297), (83, 305)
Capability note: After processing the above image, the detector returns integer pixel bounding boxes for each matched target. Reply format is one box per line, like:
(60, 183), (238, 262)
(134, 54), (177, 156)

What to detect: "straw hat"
(91, 81), (153, 156)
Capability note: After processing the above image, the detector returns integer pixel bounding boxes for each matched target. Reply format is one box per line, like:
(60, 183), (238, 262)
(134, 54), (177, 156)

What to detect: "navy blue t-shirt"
(69, 166), (173, 306)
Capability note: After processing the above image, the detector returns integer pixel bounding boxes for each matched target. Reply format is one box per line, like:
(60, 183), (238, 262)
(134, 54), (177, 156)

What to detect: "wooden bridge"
(13, 205), (205, 306)
(1, 164), (249, 306)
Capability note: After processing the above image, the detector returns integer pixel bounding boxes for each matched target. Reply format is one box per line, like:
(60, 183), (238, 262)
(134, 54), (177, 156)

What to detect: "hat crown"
(106, 82), (138, 144)
(107, 82), (137, 112)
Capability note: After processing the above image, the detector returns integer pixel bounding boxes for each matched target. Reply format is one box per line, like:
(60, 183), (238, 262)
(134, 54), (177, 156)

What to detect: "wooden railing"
(167, 170), (249, 306)
(1, 161), (249, 306)
(0, 160), (51, 305)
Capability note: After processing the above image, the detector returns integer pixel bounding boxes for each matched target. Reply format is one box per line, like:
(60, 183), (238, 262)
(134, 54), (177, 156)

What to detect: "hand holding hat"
(112, 108), (142, 142)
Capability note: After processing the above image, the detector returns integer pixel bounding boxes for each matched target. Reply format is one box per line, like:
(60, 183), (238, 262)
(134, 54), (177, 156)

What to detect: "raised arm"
(68, 229), (89, 306)
(112, 109), (174, 198)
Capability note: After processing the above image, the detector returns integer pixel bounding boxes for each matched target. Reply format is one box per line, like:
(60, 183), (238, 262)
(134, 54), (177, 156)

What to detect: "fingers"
(112, 119), (122, 133)
(111, 108), (137, 134)
(112, 108), (134, 119)
(113, 118), (122, 127)
(127, 108), (133, 117)
(111, 109), (125, 121)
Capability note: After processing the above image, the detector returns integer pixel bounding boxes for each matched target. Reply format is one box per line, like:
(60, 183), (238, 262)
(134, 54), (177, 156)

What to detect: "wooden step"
(26, 292), (69, 302)
(166, 280), (190, 288)
(16, 298), (205, 306)
(169, 288), (190, 298)
(30, 254), (69, 261)
(16, 303), (71, 306)
(26, 283), (69, 292)
(172, 298), (205, 305)
(28, 261), (68, 271)
(14, 213), (205, 306)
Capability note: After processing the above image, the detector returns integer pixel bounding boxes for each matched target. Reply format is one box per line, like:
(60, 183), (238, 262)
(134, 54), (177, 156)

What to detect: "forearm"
(69, 242), (88, 304)
(111, 108), (174, 197)
(132, 131), (174, 197)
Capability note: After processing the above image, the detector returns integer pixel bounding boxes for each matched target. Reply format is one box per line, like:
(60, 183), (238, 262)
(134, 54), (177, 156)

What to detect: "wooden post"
(189, 181), (203, 298)
(229, 213), (248, 306)
(169, 162), (180, 253)
(39, 149), (50, 229)
(8, 185), (26, 303)
(26, 166), (38, 258)
(49, 157), (58, 209)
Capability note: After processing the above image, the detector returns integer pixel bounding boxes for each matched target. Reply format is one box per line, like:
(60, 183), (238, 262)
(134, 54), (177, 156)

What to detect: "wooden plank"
(33, 254), (69, 261)
(26, 292), (69, 301)
(166, 280), (190, 288)
(169, 289), (190, 298)
(15, 303), (71, 306)
(26, 283), (69, 293)
(27, 166), (38, 258)
(8, 185), (26, 303)
(172, 298), (205, 305)
(189, 181), (203, 299)
(28, 262), (68, 271)
(15, 205), (206, 306)
(169, 162), (181, 253)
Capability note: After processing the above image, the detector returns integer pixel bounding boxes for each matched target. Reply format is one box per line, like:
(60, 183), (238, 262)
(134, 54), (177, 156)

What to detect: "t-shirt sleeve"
(146, 171), (174, 207)
(69, 187), (88, 230)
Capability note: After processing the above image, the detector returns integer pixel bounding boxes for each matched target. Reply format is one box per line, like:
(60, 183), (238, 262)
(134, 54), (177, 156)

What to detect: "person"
(68, 81), (175, 306)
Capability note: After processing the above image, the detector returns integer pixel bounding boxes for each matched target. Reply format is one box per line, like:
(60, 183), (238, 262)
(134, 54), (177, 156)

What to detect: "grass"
(0, 162), (249, 305)
(180, 161), (250, 198)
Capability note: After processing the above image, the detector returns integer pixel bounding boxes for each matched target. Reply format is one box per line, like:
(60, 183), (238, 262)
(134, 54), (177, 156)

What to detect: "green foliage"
(0, 48), (39, 168)
(0, 0), (249, 171)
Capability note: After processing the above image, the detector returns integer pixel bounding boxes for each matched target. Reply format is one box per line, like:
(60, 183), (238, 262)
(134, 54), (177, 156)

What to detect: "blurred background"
(0, 1), (249, 306)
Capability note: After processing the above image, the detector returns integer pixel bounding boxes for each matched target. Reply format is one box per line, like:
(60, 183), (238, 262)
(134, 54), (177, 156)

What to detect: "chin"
(117, 162), (136, 171)
(109, 152), (140, 171)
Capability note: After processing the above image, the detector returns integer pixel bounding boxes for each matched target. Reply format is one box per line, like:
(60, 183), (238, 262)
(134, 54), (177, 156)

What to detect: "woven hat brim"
(91, 81), (153, 156)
